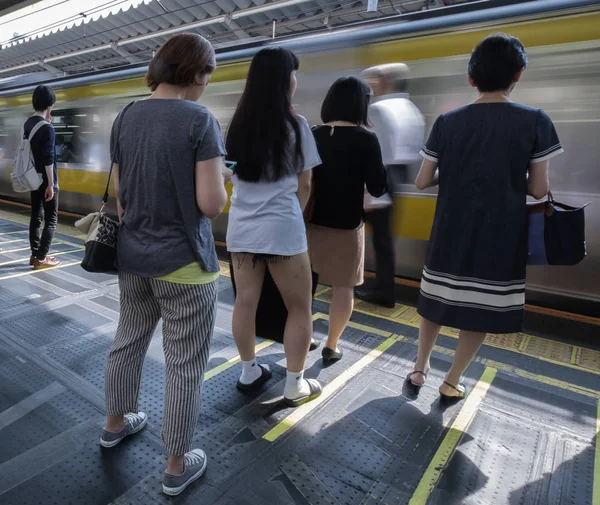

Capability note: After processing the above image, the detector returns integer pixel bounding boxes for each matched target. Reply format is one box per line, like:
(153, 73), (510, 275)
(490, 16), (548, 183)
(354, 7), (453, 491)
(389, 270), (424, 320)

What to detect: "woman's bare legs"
(439, 330), (486, 396)
(268, 253), (313, 373)
(411, 317), (442, 386)
(231, 253), (266, 361)
(325, 286), (354, 352)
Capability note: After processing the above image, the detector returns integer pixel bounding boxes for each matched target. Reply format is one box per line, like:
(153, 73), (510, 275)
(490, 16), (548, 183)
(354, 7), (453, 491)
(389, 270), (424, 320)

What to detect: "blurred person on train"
(25, 85), (61, 269)
(226, 47), (323, 406)
(407, 33), (562, 403)
(100, 34), (229, 496)
(358, 63), (425, 308)
(308, 76), (387, 365)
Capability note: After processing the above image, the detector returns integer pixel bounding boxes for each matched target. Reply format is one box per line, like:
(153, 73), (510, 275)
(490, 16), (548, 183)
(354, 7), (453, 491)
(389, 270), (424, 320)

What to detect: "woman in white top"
(226, 47), (323, 406)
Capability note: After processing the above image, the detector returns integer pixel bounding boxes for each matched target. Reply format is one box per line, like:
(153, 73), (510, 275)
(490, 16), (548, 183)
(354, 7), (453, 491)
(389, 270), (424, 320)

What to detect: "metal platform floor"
(0, 206), (599, 505)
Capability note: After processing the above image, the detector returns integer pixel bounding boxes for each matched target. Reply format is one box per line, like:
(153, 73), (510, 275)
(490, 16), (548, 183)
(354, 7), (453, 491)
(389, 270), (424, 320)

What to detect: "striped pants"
(105, 272), (217, 455)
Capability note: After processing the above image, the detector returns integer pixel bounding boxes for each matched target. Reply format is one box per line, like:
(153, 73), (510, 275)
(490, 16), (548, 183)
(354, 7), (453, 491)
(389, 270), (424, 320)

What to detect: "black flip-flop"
(236, 364), (272, 392)
(439, 381), (467, 406)
(284, 378), (322, 407)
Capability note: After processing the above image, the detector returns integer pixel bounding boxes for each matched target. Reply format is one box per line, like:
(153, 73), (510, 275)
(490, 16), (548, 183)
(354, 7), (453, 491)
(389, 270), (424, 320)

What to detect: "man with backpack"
(23, 85), (60, 269)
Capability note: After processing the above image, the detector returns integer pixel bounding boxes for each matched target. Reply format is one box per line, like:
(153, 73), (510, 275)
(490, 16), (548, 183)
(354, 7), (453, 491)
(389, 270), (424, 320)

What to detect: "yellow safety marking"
(594, 400), (600, 505)
(408, 367), (497, 505)
(313, 312), (395, 339)
(580, 349), (600, 374)
(317, 290), (600, 375)
(204, 340), (275, 381)
(204, 312), (321, 381)
(0, 260), (80, 280)
(0, 248), (84, 266)
(263, 334), (398, 442)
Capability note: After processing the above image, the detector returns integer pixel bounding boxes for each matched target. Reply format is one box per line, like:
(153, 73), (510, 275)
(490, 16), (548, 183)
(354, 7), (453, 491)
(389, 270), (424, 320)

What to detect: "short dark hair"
(321, 76), (372, 126)
(32, 85), (56, 111)
(146, 33), (216, 91)
(468, 33), (528, 92)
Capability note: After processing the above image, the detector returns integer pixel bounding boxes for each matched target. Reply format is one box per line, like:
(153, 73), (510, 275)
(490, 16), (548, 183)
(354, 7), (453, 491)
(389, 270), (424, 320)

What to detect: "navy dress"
(418, 103), (563, 334)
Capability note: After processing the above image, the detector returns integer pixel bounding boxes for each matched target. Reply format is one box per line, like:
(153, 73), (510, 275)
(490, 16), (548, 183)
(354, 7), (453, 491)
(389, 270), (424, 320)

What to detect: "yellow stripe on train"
(56, 167), (436, 241)
(1, 12), (599, 109)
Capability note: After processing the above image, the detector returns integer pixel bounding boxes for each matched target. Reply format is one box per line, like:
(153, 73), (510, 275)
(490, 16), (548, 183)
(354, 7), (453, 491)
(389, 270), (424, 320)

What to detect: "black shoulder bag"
(76, 102), (135, 273)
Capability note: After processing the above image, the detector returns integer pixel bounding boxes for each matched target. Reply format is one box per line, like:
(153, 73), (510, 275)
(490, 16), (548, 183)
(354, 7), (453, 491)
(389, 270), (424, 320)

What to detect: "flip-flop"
(236, 364), (272, 392)
(284, 378), (322, 407)
(439, 381), (467, 406)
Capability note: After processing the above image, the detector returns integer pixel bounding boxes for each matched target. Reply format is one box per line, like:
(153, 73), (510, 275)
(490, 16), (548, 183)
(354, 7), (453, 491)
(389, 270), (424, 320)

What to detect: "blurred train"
(0, 0), (599, 311)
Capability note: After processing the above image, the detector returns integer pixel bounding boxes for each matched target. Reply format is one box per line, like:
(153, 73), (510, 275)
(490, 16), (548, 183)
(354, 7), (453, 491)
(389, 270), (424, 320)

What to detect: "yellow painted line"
(204, 313), (321, 381)
(408, 367), (497, 505)
(0, 248), (84, 266)
(317, 297), (600, 375)
(0, 260), (81, 280)
(594, 400), (600, 505)
(204, 340), (275, 381)
(313, 312), (394, 338)
(263, 334), (398, 442)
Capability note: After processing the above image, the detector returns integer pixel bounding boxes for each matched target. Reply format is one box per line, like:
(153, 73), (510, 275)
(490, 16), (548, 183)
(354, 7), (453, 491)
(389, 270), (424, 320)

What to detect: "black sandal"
(322, 347), (343, 366)
(236, 364), (272, 392)
(309, 339), (321, 351)
(284, 379), (322, 407)
(406, 370), (427, 388)
(439, 381), (467, 405)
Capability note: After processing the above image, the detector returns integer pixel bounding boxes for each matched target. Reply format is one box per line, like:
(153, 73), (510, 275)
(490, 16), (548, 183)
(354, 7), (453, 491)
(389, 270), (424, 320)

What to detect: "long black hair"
(226, 47), (303, 182)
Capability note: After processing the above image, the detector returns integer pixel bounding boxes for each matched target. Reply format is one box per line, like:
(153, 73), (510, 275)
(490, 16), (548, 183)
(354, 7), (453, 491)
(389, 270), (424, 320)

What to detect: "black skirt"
(229, 257), (318, 343)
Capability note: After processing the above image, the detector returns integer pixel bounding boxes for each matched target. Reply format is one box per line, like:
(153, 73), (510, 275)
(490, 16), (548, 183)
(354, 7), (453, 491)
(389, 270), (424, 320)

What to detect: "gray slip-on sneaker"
(100, 412), (148, 448)
(162, 449), (208, 496)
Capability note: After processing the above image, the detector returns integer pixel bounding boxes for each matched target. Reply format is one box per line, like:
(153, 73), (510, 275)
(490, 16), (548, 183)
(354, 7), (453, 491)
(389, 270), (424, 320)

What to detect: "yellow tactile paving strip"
(2, 205), (598, 375)
(312, 286), (600, 375)
(220, 262), (600, 374)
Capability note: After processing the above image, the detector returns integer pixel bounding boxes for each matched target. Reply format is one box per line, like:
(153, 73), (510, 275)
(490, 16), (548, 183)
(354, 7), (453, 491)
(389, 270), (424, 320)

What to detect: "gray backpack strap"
(27, 120), (49, 141)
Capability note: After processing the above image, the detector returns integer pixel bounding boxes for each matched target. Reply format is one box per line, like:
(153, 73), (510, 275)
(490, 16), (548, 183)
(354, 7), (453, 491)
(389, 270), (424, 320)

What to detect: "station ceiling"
(0, 0), (479, 78)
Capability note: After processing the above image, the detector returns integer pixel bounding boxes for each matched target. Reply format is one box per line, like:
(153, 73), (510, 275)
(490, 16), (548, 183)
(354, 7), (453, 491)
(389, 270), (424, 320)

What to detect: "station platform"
(0, 204), (598, 505)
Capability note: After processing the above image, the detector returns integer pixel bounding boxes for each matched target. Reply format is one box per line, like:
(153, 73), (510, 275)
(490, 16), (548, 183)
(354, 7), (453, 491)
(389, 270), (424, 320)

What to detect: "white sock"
(239, 359), (265, 385)
(284, 370), (310, 399)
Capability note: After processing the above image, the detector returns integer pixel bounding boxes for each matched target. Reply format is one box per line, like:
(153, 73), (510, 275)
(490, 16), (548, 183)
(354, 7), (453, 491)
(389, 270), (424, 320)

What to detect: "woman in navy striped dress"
(407, 34), (563, 402)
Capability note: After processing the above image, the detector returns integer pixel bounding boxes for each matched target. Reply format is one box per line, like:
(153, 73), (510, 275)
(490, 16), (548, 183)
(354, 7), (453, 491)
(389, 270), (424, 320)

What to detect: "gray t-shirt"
(111, 99), (226, 277)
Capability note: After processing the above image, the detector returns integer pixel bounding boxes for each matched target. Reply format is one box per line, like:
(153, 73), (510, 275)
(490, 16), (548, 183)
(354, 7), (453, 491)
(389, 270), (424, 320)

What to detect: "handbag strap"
(102, 101), (135, 206)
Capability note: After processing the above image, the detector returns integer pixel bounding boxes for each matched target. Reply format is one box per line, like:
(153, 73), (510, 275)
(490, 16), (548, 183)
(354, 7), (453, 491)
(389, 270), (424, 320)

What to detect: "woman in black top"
(309, 76), (387, 365)
(408, 34), (561, 403)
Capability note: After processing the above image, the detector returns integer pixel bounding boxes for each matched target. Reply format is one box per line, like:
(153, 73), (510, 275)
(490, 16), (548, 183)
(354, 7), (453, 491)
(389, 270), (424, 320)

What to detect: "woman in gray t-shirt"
(100, 34), (229, 497)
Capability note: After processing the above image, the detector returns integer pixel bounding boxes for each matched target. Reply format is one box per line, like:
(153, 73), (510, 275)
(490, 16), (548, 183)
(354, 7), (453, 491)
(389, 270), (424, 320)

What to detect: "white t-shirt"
(226, 115), (321, 256)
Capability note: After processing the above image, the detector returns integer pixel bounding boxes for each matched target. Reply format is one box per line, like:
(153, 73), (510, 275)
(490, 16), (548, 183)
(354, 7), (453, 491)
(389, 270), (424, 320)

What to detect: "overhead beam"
(224, 15), (251, 40)
(38, 60), (65, 77)
(111, 43), (140, 64)
(0, 0), (324, 75)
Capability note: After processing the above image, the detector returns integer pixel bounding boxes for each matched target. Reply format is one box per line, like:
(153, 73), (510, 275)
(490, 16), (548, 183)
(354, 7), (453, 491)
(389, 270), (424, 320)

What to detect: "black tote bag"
(527, 192), (590, 266)
(229, 257), (319, 343)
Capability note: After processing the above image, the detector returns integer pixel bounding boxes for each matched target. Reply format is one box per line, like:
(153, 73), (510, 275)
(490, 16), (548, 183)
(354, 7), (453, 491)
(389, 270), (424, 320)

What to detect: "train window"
(52, 107), (108, 167)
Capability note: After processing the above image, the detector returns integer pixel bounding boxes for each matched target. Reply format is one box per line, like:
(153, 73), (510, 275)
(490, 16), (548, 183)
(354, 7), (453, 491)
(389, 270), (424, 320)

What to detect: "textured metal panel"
(1, 305), (111, 347)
